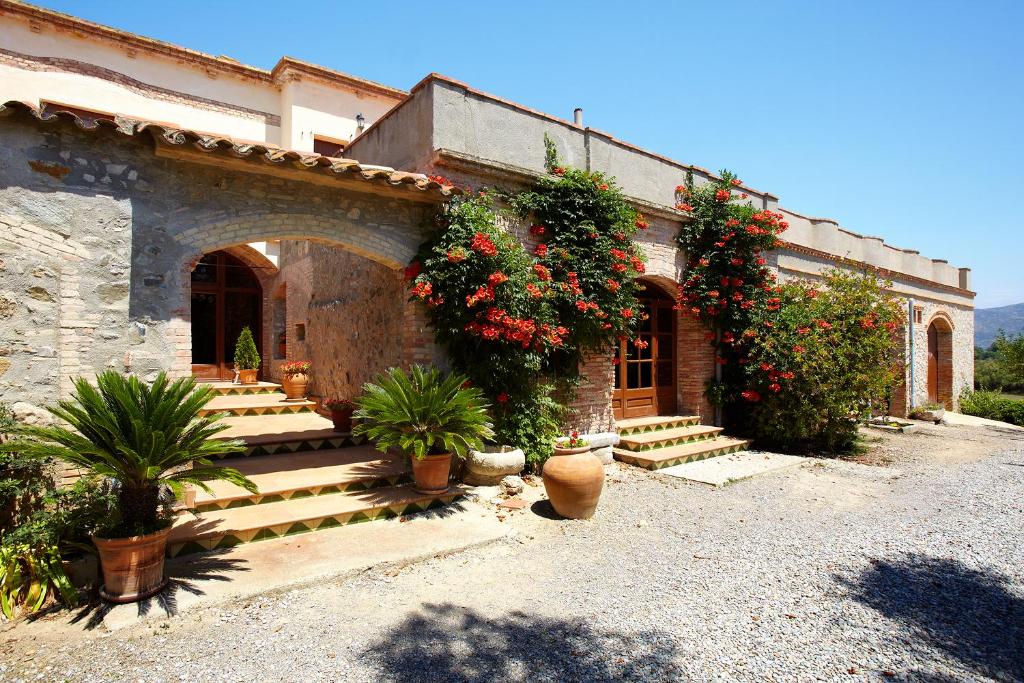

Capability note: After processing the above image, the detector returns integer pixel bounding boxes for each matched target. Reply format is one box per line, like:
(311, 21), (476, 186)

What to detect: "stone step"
(213, 413), (364, 457)
(614, 437), (751, 470)
(200, 393), (316, 418)
(615, 415), (701, 436)
(617, 424), (723, 452)
(199, 381), (283, 396)
(167, 485), (463, 558)
(192, 447), (408, 512)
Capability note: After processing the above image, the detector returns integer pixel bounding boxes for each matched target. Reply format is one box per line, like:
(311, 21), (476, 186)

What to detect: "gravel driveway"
(3, 421), (1023, 682)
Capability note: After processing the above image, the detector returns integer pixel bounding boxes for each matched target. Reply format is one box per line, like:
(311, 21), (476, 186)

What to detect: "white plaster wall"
(280, 79), (397, 152)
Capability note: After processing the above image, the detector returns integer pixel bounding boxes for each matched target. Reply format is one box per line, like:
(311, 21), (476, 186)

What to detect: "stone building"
(0, 1), (973, 430)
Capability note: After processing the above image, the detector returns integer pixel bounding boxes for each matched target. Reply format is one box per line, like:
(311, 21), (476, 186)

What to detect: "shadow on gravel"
(365, 602), (680, 682)
(68, 551), (247, 629)
(843, 555), (1023, 681)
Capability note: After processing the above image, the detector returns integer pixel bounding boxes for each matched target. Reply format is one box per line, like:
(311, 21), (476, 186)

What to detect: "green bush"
(233, 326), (261, 371)
(738, 270), (903, 453)
(960, 390), (1024, 426)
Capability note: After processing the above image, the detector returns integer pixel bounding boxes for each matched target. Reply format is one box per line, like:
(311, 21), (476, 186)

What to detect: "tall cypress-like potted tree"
(233, 326), (261, 385)
(2, 371), (257, 603)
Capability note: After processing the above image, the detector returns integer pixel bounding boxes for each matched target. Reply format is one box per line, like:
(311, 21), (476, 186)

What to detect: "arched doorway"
(926, 315), (954, 409)
(612, 282), (677, 419)
(190, 250), (263, 381)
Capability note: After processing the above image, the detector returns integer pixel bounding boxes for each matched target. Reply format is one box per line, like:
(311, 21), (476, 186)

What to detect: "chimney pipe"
(573, 107), (583, 126)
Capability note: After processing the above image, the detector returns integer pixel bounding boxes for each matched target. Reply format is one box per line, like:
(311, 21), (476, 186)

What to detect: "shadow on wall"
(840, 554), (1024, 681)
(362, 602), (681, 682)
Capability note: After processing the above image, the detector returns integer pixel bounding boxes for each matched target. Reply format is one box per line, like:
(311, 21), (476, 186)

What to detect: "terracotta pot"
(93, 527), (171, 603)
(238, 368), (258, 385)
(543, 449), (604, 519)
(282, 372), (309, 401)
(329, 406), (353, 432)
(411, 453), (452, 495)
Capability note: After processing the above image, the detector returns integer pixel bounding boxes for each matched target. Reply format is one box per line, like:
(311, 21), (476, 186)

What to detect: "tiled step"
(614, 437), (751, 470)
(200, 393), (316, 418)
(617, 424), (723, 452)
(192, 447), (409, 512)
(615, 415), (701, 436)
(199, 381), (283, 396)
(212, 413), (364, 457)
(167, 485), (463, 558)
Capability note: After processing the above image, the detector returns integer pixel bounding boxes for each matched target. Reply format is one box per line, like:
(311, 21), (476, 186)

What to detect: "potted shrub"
(543, 431), (604, 520)
(280, 360), (311, 401)
(233, 326), (260, 385)
(354, 365), (493, 495)
(323, 398), (355, 432)
(3, 371), (257, 603)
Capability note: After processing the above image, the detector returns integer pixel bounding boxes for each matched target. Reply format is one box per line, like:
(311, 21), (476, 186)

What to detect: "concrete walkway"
(658, 450), (807, 487)
(94, 497), (511, 630)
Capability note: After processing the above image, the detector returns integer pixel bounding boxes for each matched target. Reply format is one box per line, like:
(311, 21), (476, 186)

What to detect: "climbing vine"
(405, 141), (645, 463)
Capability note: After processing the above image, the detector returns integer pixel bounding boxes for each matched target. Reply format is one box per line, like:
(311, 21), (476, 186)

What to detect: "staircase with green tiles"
(168, 382), (463, 558)
(613, 414), (750, 470)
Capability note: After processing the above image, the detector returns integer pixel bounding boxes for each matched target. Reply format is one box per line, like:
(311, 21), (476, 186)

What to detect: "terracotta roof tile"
(0, 100), (459, 197)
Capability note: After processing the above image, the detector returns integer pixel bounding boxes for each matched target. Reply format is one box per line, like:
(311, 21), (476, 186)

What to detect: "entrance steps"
(614, 415), (750, 470)
(199, 392), (317, 418)
(201, 380), (283, 396)
(170, 383), (462, 557)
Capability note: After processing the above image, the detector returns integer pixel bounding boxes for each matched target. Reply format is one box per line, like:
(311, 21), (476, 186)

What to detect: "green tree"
(233, 326), (261, 371)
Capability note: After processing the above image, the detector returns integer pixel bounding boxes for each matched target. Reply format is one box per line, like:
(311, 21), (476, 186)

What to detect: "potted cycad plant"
(354, 366), (493, 494)
(3, 371), (257, 603)
(233, 327), (260, 385)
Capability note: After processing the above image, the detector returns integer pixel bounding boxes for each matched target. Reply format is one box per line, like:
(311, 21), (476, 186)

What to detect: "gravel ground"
(2, 420), (1023, 682)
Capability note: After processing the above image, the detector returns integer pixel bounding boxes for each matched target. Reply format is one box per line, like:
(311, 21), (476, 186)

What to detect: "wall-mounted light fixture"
(355, 113), (365, 133)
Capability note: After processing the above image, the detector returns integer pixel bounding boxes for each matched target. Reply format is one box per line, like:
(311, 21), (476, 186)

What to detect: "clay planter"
(93, 527), (171, 603)
(329, 406), (353, 432)
(282, 372), (309, 401)
(411, 452), (452, 495)
(238, 369), (258, 385)
(543, 446), (604, 520)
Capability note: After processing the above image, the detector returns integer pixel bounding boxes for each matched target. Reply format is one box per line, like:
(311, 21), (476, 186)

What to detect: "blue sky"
(35, 0), (1024, 308)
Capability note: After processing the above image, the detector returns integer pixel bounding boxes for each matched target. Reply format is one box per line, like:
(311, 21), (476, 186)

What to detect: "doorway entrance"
(926, 317), (953, 408)
(190, 250), (263, 381)
(612, 285), (677, 420)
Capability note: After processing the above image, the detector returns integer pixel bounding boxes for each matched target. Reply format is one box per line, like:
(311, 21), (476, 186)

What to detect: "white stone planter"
(464, 446), (526, 486)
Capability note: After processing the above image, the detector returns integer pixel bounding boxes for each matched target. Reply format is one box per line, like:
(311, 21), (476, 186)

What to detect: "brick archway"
(926, 312), (955, 409)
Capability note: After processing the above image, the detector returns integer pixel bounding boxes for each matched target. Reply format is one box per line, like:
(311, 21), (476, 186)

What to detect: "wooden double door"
(612, 294), (677, 420)
(190, 251), (263, 381)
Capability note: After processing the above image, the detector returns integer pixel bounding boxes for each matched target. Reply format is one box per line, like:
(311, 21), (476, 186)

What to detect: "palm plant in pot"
(233, 326), (261, 385)
(353, 366), (493, 494)
(2, 371), (257, 603)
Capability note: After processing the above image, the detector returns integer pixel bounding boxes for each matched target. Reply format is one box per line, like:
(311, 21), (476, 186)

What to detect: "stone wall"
(276, 240), (404, 400)
(0, 115), (430, 415)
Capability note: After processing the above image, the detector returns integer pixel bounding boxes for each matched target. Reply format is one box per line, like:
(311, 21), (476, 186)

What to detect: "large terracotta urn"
(93, 526), (171, 603)
(542, 445), (604, 519)
(282, 372), (309, 401)
(411, 452), (452, 495)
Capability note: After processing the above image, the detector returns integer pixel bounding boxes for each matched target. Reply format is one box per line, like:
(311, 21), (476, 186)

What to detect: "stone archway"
(926, 313), (954, 409)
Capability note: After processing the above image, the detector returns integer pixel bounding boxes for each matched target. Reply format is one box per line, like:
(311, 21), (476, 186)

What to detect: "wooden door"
(612, 296), (677, 419)
(190, 251), (263, 381)
(927, 323), (939, 403)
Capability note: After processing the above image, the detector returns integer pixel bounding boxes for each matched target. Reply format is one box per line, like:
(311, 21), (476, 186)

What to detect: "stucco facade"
(0, 2), (974, 429)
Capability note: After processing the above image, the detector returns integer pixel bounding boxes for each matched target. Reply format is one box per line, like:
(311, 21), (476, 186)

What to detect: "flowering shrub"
(407, 149), (644, 465)
(281, 360), (311, 375)
(739, 270), (903, 452)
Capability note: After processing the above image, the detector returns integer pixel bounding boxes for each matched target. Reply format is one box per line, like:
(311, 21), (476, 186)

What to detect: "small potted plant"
(233, 326), (261, 385)
(543, 431), (604, 520)
(2, 371), (257, 603)
(323, 398), (355, 432)
(280, 360), (311, 401)
(354, 365), (493, 495)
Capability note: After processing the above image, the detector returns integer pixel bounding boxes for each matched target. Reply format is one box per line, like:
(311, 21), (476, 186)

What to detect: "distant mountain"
(975, 302), (1024, 348)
